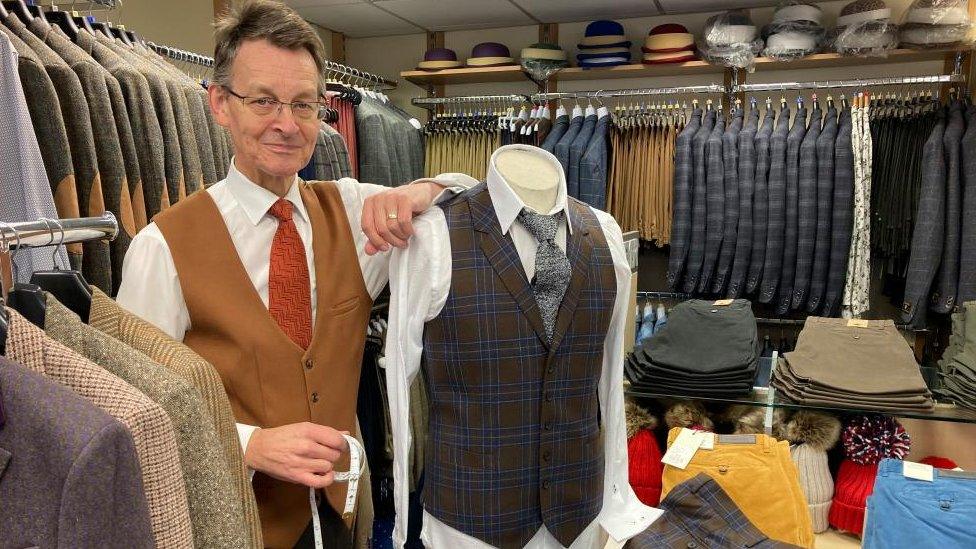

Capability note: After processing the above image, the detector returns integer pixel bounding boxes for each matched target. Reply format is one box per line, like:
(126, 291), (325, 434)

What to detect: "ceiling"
(286, 0), (782, 38)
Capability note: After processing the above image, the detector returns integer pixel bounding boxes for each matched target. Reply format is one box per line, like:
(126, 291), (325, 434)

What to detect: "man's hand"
(244, 422), (349, 489)
(362, 181), (445, 255)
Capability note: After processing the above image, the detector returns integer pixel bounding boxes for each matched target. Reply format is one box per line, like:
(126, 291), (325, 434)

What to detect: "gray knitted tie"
(519, 209), (572, 340)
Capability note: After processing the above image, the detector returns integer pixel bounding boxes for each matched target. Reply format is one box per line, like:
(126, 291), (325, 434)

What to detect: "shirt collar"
(485, 144), (573, 236)
(226, 157), (309, 226)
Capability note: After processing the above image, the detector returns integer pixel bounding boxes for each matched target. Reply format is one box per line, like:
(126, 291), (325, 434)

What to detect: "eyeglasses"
(224, 87), (327, 121)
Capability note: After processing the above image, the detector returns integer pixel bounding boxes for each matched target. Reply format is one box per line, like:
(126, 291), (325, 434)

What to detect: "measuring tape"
(309, 434), (365, 549)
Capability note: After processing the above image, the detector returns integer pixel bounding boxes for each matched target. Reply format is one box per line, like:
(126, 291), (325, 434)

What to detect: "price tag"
(847, 319), (870, 328)
(662, 428), (706, 469)
(903, 461), (934, 482)
(714, 299), (734, 306)
(699, 432), (715, 450)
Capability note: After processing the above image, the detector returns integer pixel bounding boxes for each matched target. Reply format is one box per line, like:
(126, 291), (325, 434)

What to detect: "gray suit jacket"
(699, 112), (727, 293)
(809, 107), (839, 313)
(777, 106), (807, 313)
(666, 109), (702, 290)
(748, 111), (774, 294)
(903, 111), (947, 327)
(729, 108), (759, 297)
(356, 98), (394, 185)
(554, 115), (584, 175)
(933, 101), (965, 313)
(760, 106), (791, 303)
(568, 114), (597, 199)
(0, 357), (154, 549)
(791, 107), (822, 307)
(324, 123), (353, 178)
(541, 114), (569, 152)
(959, 105), (976, 304)
(684, 109), (717, 293)
(714, 108), (743, 293)
(825, 107), (855, 317)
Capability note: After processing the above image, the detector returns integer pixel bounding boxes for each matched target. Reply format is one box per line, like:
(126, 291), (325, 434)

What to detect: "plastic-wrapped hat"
(417, 47), (461, 70)
(698, 9), (764, 69)
(521, 42), (568, 81)
(900, 0), (974, 48)
(466, 42), (515, 67)
(579, 19), (632, 49)
(832, 0), (899, 56)
(762, 2), (825, 60)
(642, 24), (697, 64)
(521, 42), (568, 62)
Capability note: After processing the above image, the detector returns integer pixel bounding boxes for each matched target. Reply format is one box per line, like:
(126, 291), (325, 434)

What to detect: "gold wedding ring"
(387, 212), (399, 220)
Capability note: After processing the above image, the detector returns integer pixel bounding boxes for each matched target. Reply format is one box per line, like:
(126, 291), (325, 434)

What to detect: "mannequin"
(494, 146), (559, 213)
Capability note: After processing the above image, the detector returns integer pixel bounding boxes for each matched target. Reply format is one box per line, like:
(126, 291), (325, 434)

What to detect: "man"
(117, 1), (457, 547)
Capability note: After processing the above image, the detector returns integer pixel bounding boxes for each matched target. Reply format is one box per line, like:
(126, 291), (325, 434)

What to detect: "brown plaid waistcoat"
(422, 183), (616, 548)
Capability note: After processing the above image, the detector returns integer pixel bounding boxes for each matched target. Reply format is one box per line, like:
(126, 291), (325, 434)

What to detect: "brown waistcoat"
(154, 180), (371, 548)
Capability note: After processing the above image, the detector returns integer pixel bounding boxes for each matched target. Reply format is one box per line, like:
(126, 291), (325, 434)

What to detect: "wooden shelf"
(402, 47), (971, 88)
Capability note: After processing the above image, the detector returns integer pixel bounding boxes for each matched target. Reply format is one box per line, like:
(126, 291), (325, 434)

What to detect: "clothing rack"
(734, 73), (965, 93)
(532, 84), (726, 102)
(147, 42), (213, 68)
(0, 214), (119, 252)
(324, 60), (397, 91)
(412, 94), (530, 110)
(637, 291), (694, 301)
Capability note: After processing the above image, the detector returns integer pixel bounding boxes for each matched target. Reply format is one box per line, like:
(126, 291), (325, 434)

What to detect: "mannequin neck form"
(495, 148), (560, 213)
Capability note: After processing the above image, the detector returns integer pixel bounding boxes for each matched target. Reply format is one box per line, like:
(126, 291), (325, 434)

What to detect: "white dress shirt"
(386, 146), (661, 549)
(117, 159), (466, 452)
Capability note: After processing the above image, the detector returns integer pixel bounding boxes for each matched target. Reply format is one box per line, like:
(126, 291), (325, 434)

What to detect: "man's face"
(210, 39), (320, 182)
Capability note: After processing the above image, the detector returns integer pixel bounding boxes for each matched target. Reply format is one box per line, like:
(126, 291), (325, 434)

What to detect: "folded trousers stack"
(936, 301), (976, 409)
(773, 317), (934, 411)
(625, 299), (759, 398)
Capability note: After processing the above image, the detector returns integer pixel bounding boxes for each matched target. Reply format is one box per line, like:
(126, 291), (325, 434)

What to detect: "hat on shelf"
(626, 401), (663, 507)
(762, 2), (825, 60)
(698, 9), (763, 68)
(417, 47), (462, 70)
(578, 19), (632, 49)
(643, 23), (695, 53)
(900, 0), (974, 48)
(829, 415), (911, 536)
(785, 411), (843, 534)
(642, 51), (698, 64)
(837, 0), (892, 27)
(466, 42), (516, 67)
(576, 48), (631, 61)
(521, 42), (568, 62)
(833, 0), (899, 54)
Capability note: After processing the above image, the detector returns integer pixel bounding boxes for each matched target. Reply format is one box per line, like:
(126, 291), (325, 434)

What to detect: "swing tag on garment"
(308, 434), (366, 549)
(713, 299), (734, 306)
(903, 461), (934, 482)
(662, 428), (706, 469)
(847, 319), (870, 328)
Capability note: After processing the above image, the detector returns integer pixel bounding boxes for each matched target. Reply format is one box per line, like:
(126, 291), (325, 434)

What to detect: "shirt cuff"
(237, 423), (260, 481)
(413, 173), (480, 204)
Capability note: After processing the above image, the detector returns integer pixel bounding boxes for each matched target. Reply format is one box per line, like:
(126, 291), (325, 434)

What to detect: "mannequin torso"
(495, 147), (559, 213)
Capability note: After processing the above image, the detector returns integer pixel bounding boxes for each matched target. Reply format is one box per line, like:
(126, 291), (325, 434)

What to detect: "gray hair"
(213, 0), (326, 93)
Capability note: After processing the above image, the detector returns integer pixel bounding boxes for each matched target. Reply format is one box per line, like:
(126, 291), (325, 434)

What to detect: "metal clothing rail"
(148, 42), (213, 68)
(532, 84), (726, 102)
(325, 60), (397, 90)
(0, 214), (119, 251)
(734, 73), (965, 93)
(412, 94), (530, 109)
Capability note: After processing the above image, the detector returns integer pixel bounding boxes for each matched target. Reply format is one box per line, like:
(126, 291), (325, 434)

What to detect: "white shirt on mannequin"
(386, 147), (661, 549)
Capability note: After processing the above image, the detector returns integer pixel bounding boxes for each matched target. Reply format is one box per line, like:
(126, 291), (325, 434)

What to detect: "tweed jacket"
(97, 35), (185, 207)
(666, 109), (702, 291)
(699, 111), (726, 293)
(778, 106), (807, 313)
(87, 286), (263, 548)
(729, 108), (759, 298)
(933, 101), (965, 313)
(903, 111), (947, 327)
(40, 24), (139, 295)
(809, 107), (839, 313)
(791, 107), (822, 308)
(0, 29), (71, 277)
(759, 106), (791, 303)
(314, 127), (341, 180)
(45, 297), (249, 549)
(568, 114), (598, 199)
(0, 357), (154, 549)
(747, 111), (775, 294)
(3, 307), (193, 549)
(825, 107), (855, 317)
(554, 114), (584, 175)
(7, 15), (111, 292)
(960, 106), (976, 304)
(715, 108), (743, 293)
(83, 31), (168, 221)
(355, 98), (395, 186)
(541, 114), (569, 152)
(324, 123), (353, 178)
(579, 114), (611, 210)
(685, 109), (716, 293)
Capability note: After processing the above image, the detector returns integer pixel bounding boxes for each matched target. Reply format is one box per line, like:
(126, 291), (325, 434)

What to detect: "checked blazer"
(933, 101), (966, 313)
(422, 183), (616, 549)
(747, 111), (775, 294)
(728, 108), (759, 298)
(809, 107), (839, 313)
(684, 109), (716, 293)
(714, 108), (744, 293)
(666, 108), (701, 290)
(759, 106), (791, 304)
(777, 106), (807, 314)
(699, 111), (726, 293)
(824, 107), (855, 317)
(791, 107), (822, 308)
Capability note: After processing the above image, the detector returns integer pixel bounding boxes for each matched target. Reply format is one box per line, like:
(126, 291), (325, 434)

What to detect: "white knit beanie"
(791, 443), (834, 533)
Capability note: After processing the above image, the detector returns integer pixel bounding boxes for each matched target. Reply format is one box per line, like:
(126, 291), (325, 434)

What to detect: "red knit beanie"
(628, 429), (663, 505)
(828, 415), (911, 536)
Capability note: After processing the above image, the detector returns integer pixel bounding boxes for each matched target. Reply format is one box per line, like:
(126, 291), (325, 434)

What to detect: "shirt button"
(542, 480), (550, 490)
(544, 421), (552, 431)
(545, 393), (553, 403)
(304, 359), (313, 370)
(311, 392), (320, 403)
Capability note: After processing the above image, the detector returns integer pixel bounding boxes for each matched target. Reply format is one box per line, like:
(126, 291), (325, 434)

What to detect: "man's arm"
(116, 225), (191, 340)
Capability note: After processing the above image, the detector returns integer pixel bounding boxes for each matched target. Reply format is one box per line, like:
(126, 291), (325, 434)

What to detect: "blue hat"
(577, 49), (631, 61)
(580, 19), (628, 48)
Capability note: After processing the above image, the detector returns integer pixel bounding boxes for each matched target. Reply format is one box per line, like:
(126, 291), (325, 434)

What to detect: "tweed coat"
(700, 112), (727, 293)
(3, 307), (193, 548)
(729, 107), (759, 298)
(0, 356), (154, 549)
(791, 107), (822, 308)
(685, 109), (716, 293)
(355, 98), (395, 186)
(541, 114), (569, 152)
(715, 107), (744, 293)
(747, 111), (775, 294)
(666, 109), (702, 291)
(88, 286), (264, 549)
(45, 296), (249, 549)
(932, 101), (965, 313)
(809, 107), (839, 313)
(759, 106), (791, 304)
(778, 105), (807, 313)
(579, 114), (611, 209)
(824, 107), (855, 317)
(568, 114), (598, 199)
(554, 115), (584, 175)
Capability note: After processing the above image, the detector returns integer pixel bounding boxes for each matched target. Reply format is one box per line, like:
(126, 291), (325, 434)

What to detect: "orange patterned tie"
(268, 198), (313, 349)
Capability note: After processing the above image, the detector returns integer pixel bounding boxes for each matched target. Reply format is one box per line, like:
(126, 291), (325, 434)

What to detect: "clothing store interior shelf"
(625, 387), (976, 424)
(402, 48), (970, 88)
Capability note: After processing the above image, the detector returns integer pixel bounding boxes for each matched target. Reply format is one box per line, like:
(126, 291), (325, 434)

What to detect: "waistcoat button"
(305, 359), (313, 370)
(311, 392), (320, 403)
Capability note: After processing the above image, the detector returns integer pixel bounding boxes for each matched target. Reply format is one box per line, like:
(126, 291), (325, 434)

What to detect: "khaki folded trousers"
(662, 428), (814, 548)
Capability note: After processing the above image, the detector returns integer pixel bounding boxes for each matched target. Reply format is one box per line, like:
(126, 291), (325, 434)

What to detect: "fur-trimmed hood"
(664, 401), (714, 431)
(785, 411), (842, 451)
(626, 400), (658, 439)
